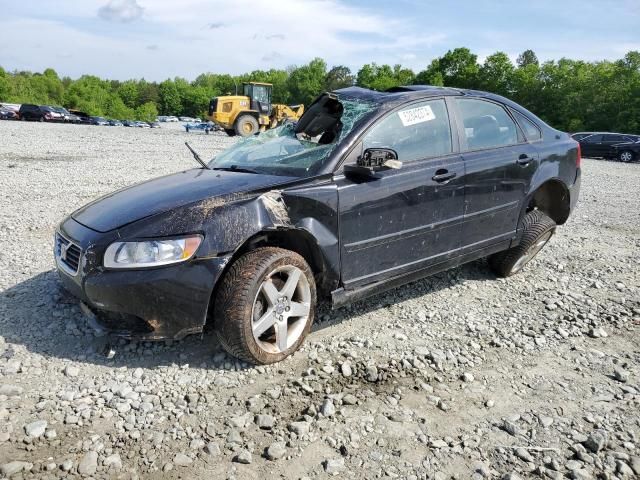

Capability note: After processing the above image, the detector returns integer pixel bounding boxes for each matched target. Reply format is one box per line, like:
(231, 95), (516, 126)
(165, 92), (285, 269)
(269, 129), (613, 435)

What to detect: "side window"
(511, 110), (542, 141)
(456, 98), (519, 150)
(363, 99), (452, 162)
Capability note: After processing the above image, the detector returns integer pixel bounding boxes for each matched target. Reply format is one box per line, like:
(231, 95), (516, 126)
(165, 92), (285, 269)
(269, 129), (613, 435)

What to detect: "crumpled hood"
(72, 168), (296, 232)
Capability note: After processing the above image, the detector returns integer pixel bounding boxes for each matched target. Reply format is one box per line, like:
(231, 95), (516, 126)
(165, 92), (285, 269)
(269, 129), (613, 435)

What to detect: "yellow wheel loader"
(207, 82), (304, 137)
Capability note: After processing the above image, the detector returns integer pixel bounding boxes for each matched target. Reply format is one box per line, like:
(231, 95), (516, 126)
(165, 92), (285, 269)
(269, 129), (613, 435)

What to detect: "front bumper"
(55, 218), (231, 341)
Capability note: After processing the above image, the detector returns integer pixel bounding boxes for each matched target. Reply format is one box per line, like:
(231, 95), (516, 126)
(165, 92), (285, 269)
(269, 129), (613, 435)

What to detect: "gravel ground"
(0, 121), (638, 480)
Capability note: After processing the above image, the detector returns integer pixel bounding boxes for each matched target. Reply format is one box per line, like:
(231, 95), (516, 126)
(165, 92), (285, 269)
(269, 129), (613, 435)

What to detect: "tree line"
(1, 48), (639, 132)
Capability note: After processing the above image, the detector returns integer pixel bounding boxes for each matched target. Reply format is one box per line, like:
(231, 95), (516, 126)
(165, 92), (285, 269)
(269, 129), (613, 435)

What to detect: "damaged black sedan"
(55, 86), (581, 364)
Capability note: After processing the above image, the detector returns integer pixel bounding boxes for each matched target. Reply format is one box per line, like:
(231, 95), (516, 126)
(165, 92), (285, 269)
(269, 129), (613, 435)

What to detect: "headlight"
(103, 235), (202, 269)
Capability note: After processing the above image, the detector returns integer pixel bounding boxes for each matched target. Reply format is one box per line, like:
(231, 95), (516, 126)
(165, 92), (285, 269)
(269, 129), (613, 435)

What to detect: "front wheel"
(214, 247), (316, 364)
(234, 114), (259, 137)
(618, 150), (635, 163)
(489, 210), (556, 277)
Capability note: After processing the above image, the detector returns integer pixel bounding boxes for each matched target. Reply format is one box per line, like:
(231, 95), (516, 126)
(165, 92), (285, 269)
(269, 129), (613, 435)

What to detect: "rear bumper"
(569, 168), (581, 213)
(55, 218), (231, 341)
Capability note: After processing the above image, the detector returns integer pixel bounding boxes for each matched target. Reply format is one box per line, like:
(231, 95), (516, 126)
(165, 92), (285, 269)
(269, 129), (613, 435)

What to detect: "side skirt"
(331, 240), (511, 308)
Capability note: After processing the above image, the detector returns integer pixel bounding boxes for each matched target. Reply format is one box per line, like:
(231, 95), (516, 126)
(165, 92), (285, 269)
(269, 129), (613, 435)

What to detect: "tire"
(224, 128), (236, 137)
(489, 210), (556, 278)
(618, 150), (635, 163)
(214, 247), (316, 364)
(234, 114), (259, 137)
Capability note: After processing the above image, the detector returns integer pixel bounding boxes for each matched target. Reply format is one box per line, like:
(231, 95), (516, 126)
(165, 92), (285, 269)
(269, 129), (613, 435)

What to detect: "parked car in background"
(611, 138), (640, 163)
(90, 116), (109, 126)
(0, 108), (18, 120)
(578, 132), (640, 159)
(69, 110), (92, 125)
(54, 86), (581, 364)
(51, 106), (79, 123)
(184, 121), (216, 133)
(18, 104), (59, 122)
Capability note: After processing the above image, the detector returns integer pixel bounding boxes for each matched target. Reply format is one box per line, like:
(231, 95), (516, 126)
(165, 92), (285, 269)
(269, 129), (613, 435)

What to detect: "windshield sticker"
(398, 105), (436, 126)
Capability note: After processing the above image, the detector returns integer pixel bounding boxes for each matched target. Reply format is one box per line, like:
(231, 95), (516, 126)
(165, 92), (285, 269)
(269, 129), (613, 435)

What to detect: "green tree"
(517, 50), (539, 68)
(479, 52), (515, 96)
(287, 58), (327, 105)
(325, 65), (354, 91)
(135, 101), (158, 122)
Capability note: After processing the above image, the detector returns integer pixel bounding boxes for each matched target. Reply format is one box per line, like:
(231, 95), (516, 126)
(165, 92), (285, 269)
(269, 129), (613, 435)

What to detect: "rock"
(103, 453), (122, 471)
(173, 453), (193, 466)
(320, 399), (336, 417)
(234, 449), (252, 464)
(1, 461), (33, 477)
(255, 414), (275, 429)
(288, 421), (310, 436)
(64, 365), (79, 377)
(78, 451), (98, 475)
(343, 394), (358, 405)
(0, 384), (23, 397)
(584, 430), (608, 453)
(588, 327), (607, 338)
(265, 442), (286, 460)
(204, 442), (221, 456)
(613, 367), (630, 383)
(515, 447), (533, 462)
(324, 458), (345, 475)
(24, 420), (47, 438)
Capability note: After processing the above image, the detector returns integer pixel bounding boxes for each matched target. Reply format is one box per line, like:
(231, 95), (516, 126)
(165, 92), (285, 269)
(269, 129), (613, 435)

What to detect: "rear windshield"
(210, 96), (376, 177)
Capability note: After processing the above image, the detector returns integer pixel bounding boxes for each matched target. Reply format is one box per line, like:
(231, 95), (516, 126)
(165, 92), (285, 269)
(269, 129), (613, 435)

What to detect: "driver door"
(336, 98), (465, 288)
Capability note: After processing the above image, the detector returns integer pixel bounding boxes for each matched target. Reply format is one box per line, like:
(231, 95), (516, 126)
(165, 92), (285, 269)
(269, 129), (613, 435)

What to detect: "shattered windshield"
(210, 96), (376, 177)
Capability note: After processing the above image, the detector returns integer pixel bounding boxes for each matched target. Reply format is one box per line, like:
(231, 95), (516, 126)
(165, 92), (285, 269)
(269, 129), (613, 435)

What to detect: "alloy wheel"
(251, 265), (311, 354)
(511, 231), (553, 274)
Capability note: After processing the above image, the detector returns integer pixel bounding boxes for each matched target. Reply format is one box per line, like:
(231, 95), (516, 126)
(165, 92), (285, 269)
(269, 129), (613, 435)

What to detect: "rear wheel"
(618, 150), (635, 163)
(489, 210), (556, 277)
(235, 114), (259, 137)
(214, 247), (316, 364)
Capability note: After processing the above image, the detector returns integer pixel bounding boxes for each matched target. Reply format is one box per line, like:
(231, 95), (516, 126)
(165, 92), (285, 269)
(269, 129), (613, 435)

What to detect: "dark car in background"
(578, 132), (640, 159)
(0, 108), (18, 120)
(54, 86), (581, 365)
(69, 110), (92, 125)
(19, 104), (49, 121)
(611, 139), (640, 163)
(90, 116), (109, 126)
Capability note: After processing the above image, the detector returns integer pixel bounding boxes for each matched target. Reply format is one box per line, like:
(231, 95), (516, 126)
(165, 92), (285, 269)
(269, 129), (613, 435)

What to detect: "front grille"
(55, 233), (82, 275)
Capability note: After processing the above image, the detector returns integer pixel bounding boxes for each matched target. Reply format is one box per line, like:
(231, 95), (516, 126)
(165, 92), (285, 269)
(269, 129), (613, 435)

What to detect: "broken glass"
(210, 96), (377, 177)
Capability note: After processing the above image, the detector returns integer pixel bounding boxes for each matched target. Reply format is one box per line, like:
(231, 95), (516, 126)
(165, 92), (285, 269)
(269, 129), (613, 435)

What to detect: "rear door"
(453, 97), (539, 251)
(600, 134), (626, 158)
(336, 98), (465, 288)
(580, 134), (603, 157)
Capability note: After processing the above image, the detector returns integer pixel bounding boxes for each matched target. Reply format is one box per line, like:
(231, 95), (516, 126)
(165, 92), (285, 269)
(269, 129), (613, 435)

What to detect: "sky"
(0, 0), (639, 81)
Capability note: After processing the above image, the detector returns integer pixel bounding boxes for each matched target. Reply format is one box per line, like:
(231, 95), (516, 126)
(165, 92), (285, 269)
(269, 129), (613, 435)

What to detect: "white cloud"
(98, 0), (144, 23)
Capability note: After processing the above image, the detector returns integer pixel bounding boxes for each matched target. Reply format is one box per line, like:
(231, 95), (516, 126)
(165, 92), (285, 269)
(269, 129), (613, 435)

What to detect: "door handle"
(517, 154), (532, 165)
(432, 170), (457, 183)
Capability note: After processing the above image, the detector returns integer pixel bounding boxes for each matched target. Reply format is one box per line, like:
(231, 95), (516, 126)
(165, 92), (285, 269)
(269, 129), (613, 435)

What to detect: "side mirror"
(344, 148), (402, 179)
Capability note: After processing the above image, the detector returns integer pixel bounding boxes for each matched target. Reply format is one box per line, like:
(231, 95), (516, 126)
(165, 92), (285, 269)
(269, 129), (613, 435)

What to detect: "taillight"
(575, 141), (581, 168)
